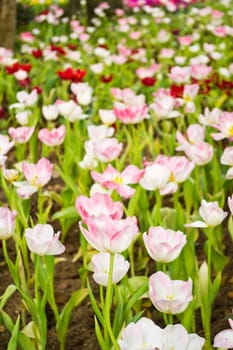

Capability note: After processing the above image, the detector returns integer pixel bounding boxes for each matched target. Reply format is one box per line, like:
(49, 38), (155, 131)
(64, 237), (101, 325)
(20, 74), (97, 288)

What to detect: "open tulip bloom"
(25, 224), (65, 256)
(149, 271), (193, 314)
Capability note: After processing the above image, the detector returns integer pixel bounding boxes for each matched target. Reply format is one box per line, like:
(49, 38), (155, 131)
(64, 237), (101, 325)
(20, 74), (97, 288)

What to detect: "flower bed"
(1, 1), (233, 349)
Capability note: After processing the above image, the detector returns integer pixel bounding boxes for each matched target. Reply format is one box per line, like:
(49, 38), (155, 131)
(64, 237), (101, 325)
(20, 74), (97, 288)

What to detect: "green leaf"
(94, 317), (107, 350)
(52, 206), (79, 221)
(0, 284), (17, 309)
(210, 272), (222, 305)
(87, 279), (104, 325)
(7, 315), (20, 350)
(57, 288), (88, 343)
(124, 282), (148, 317)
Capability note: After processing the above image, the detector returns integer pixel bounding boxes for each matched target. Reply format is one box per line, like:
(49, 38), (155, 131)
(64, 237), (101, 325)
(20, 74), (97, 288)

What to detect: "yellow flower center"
(31, 176), (38, 186)
(114, 175), (123, 185)
(184, 95), (192, 103)
(228, 126), (233, 136)
(169, 172), (175, 182)
(166, 294), (175, 300)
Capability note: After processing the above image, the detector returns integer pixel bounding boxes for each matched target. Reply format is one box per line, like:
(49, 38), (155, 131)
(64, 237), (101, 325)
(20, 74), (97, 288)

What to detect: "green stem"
(104, 254), (120, 350)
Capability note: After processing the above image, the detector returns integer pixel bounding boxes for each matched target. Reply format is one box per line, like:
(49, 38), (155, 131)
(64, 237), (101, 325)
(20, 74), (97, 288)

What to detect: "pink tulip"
(176, 124), (205, 151)
(0, 207), (17, 240)
(163, 324), (205, 350)
(185, 199), (228, 228)
(118, 317), (164, 350)
(75, 192), (123, 223)
(168, 66), (191, 84)
(191, 64), (212, 80)
(184, 142), (214, 166)
(0, 135), (14, 155)
(140, 163), (171, 191)
(22, 157), (53, 187)
(79, 214), (138, 253)
(85, 138), (123, 163)
(8, 126), (35, 144)
(25, 224), (65, 255)
(91, 252), (129, 286)
(155, 155), (195, 195)
(213, 318), (233, 349)
(88, 125), (114, 140)
(114, 103), (149, 124)
(38, 125), (66, 146)
(91, 164), (144, 198)
(150, 95), (181, 120)
(199, 108), (221, 127)
(211, 112), (233, 141)
(178, 35), (193, 46)
(143, 226), (186, 263)
(221, 147), (233, 179)
(149, 271), (193, 314)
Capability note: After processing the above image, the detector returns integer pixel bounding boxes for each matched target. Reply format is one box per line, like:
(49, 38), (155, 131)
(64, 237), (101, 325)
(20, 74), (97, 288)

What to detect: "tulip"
(79, 214), (138, 253)
(149, 271), (193, 314)
(185, 199), (227, 228)
(162, 324), (205, 350)
(91, 164), (144, 199)
(25, 224), (65, 255)
(140, 163), (171, 191)
(75, 192), (123, 223)
(91, 252), (129, 286)
(8, 126), (35, 144)
(118, 317), (164, 350)
(70, 82), (93, 106)
(42, 104), (59, 121)
(0, 207), (17, 240)
(38, 125), (66, 146)
(0, 135), (14, 155)
(213, 318), (233, 349)
(22, 157), (53, 187)
(143, 226), (186, 263)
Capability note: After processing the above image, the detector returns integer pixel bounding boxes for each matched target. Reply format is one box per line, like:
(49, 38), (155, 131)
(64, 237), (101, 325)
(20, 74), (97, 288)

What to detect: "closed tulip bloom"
(38, 125), (66, 146)
(25, 224), (65, 255)
(75, 193), (123, 223)
(186, 199), (228, 228)
(70, 82), (93, 106)
(0, 207), (17, 240)
(213, 319), (233, 349)
(42, 104), (59, 121)
(79, 214), (138, 253)
(149, 271), (193, 314)
(140, 163), (170, 191)
(118, 317), (164, 350)
(143, 226), (186, 263)
(91, 252), (129, 286)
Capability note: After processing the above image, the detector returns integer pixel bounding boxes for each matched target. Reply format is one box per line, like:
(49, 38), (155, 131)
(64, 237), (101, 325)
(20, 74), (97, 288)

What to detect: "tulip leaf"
(52, 206), (79, 220)
(7, 315), (20, 350)
(0, 284), (17, 309)
(57, 288), (88, 344)
(94, 317), (107, 350)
